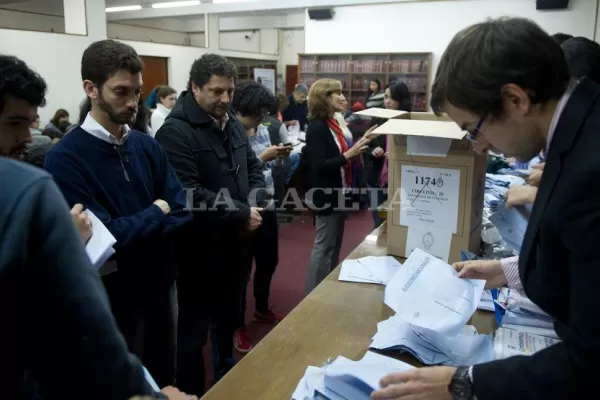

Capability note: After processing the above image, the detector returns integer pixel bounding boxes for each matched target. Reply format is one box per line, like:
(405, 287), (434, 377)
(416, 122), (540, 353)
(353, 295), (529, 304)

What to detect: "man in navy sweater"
(0, 55), (194, 399)
(45, 40), (192, 387)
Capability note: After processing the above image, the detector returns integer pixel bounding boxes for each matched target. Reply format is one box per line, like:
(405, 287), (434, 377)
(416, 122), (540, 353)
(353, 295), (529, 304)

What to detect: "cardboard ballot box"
(372, 112), (486, 264)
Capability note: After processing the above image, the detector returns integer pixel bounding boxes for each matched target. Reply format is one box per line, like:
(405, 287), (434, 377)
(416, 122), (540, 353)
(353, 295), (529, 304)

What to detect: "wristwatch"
(448, 366), (474, 400)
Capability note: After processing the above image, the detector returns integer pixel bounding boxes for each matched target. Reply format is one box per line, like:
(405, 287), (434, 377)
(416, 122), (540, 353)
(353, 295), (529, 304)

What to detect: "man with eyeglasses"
(155, 54), (267, 396)
(45, 40), (191, 388)
(371, 18), (600, 400)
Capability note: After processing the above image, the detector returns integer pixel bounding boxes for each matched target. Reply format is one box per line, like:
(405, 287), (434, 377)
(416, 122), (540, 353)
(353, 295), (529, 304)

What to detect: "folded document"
(338, 256), (402, 285)
(85, 210), (116, 270)
(384, 248), (485, 335)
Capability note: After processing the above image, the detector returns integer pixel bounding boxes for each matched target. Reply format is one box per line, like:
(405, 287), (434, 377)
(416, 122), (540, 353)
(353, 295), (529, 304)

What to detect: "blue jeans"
(285, 152), (300, 184)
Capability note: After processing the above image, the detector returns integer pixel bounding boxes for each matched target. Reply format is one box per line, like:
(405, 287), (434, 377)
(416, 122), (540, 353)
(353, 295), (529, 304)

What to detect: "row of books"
(300, 58), (428, 74)
(390, 59), (428, 73)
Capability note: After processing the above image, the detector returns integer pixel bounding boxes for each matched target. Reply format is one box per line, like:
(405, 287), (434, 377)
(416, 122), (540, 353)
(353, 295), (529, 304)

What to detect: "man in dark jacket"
(155, 54), (267, 396)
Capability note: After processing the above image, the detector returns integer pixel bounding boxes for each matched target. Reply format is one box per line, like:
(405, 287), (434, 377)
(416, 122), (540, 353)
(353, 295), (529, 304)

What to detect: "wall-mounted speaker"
(308, 8), (333, 21)
(536, 0), (569, 10)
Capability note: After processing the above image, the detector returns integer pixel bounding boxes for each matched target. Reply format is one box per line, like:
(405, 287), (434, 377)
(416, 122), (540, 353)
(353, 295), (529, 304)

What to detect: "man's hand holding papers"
(454, 259), (507, 289)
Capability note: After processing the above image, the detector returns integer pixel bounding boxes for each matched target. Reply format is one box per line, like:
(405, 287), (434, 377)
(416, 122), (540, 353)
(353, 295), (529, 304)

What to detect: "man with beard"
(45, 40), (192, 387)
(155, 54), (266, 395)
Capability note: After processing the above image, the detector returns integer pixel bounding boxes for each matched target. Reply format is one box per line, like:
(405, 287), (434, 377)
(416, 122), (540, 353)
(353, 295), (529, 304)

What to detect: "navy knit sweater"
(45, 127), (191, 289)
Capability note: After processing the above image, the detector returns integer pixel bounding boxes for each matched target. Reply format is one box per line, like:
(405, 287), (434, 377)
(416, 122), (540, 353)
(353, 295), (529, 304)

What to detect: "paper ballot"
(292, 354), (414, 400)
(370, 316), (494, 366)
(339, 256), (402, 285)
(384, 248), (485, 335)
(493, 328), (559, 360)
(85, 210), (116, 270)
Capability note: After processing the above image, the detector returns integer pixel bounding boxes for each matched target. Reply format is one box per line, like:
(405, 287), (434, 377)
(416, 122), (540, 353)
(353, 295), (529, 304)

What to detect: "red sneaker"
(254, 309), (283, 324)
(234, 328), (253, 353)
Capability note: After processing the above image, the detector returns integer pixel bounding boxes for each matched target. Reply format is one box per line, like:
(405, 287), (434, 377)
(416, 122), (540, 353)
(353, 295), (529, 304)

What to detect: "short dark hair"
(551, 32), (573, 45)
(431, 18), (569, 118)
(81, 40), (144, 87)
(561, 37), (600, 83)
(386, 80), (412, 112)
(0, 55), (46, 114)
(231, 80), (276, 117)
(187, 53), (237, 91)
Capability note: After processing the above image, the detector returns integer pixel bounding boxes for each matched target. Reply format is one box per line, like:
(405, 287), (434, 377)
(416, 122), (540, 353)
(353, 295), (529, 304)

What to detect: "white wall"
(280, 28), (304, 67)
(108, 23), (190, 46)
(0, 0), (105, 125)
(0, 9), (64, 33)
(305, 0), (598, 88)
(0, 7), (276, 124)
(219, 29), (278, 55)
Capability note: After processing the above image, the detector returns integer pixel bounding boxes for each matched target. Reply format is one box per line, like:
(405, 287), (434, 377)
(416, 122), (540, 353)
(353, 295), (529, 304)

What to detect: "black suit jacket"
(305, 118), (348, 215)
(473, 78), (600, 399)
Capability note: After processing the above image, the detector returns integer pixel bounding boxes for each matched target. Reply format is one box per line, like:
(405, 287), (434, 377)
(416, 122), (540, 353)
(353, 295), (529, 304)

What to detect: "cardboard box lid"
(354, 108), (408, 119)
(372, 119), (466, 140)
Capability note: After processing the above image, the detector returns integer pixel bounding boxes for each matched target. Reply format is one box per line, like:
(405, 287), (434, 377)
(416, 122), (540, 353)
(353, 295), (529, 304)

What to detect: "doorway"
(140, 56), (169, 98)
(285, 65), (298, 94)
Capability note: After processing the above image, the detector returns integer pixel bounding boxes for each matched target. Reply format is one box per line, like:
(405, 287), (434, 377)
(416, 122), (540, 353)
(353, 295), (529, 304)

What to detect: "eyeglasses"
(465, 115), (486, 143)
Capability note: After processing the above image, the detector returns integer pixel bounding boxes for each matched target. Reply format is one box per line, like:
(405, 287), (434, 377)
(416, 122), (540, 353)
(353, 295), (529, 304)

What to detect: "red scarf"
(327, 117), (352, 188)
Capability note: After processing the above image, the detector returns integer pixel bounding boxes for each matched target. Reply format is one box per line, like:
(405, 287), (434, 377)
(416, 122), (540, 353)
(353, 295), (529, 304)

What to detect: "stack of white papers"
(384, 248), (486, 335)
(85, 210), (116, 270)
(493, 328), (560, 360)
(292, 352), (414, 400)
(339, 256), (402, 285)
(495, 289), (558, 338)
(370, 316), (494, 366)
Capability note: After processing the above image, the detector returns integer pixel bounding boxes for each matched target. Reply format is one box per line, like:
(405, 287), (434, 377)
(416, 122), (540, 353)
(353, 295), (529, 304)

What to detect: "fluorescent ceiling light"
(213, 0), (256, 3)
(105, 5), (142, 12)
(152, 0), (201, 8)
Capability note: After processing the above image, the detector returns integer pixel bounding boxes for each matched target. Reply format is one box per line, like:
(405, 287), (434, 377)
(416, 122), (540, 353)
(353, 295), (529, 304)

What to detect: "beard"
(97, 91), (137, 125)
(3, 143), (27, 160)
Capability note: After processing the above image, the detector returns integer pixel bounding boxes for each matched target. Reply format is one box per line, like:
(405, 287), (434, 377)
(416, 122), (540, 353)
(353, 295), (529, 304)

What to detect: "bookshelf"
(298, 52), (432, 112)
(229, 57), (277, 86)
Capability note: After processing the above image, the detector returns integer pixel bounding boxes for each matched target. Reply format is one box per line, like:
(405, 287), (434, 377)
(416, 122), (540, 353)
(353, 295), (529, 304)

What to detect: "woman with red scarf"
(303, 79), (378, 294)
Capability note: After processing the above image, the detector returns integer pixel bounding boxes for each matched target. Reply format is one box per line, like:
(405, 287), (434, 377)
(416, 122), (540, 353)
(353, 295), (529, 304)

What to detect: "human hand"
(70, 204), (93, 244)
(453, 259), (506, 289)
(153, 199), (171, 215)
(505, 184), (537, 208)
(344, 125), (379, 160)
(260, 146), (281, 162)
(372, 146), (385, 158)
(527, 169), (543, 187)
(284, 120), (298, 127)
(160, 386), (198, 400)
(248, 207), (263, 231)
(384, 152), (389, 160)
(532, 162), (545, 171)
(371, 366), (455, 400)
(276, 143), (293, 157)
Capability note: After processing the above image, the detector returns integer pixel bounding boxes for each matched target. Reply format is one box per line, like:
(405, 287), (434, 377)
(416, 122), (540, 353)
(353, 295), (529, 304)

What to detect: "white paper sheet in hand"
(85, 210), (117, 270)
(384, 248), (485, 335)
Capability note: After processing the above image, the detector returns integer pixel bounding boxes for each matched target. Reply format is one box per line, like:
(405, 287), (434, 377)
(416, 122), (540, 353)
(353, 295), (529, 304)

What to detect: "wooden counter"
(201, 223), (495, 400)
